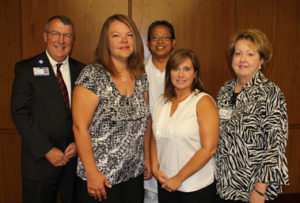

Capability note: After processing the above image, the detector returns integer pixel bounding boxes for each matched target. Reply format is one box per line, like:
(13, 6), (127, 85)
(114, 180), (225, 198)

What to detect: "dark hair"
(227, 29), (272, 70)
(147, 20), (175, 41)
(164, 49), (204, 101)
(44, 15), (74, 34)
(95, 14), (145, 78)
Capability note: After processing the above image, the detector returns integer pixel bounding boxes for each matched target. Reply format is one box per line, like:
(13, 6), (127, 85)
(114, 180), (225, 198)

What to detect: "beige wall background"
(1, 0), (299, 202)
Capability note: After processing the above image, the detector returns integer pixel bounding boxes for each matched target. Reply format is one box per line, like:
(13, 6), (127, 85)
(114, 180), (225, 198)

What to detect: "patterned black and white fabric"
(75, 64), (150, 185)
(215, 71), (289, 201)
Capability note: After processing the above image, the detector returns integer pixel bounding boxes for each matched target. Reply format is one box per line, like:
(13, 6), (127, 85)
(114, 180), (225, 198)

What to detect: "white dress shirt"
(46, 51), (72, 106)
(145, 55), (166, 115)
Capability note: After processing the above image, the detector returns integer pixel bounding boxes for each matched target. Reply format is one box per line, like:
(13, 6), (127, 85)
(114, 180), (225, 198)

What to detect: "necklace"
(121, 75), (127, 82)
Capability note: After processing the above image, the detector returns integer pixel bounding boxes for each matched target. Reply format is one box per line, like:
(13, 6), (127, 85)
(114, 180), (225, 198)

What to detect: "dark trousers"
(158, 181), (216, 203)
(76, 174), (144, 203)
(22, 168), (76, 203)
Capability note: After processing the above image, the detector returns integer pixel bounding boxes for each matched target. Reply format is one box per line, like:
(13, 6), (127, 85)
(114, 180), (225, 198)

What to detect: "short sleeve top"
(75, 63), (150, 185)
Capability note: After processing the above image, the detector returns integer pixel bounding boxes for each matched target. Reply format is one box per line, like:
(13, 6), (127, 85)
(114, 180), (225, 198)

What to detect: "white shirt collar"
(45, 50), (69, 68)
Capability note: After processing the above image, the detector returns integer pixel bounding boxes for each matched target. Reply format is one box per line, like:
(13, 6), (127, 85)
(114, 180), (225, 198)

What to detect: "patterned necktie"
(56, 63), (70, 110)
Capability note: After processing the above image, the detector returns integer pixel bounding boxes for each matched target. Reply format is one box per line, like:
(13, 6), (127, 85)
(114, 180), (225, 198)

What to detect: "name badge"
(219, 108), (233, 120)
(33, 67), (49, 76)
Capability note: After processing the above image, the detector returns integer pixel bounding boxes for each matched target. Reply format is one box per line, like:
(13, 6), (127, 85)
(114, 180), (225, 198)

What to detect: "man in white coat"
(144, 20), (176, 203)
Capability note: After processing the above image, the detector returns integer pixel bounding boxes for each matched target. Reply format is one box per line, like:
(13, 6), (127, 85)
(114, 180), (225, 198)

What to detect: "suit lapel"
(35, 52), (68, 109)
(69, 58), (82, 92)
(69, 58), (76, 92)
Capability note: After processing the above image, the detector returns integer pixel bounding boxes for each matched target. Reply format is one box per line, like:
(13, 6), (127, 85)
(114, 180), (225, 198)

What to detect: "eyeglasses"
(150, 35), (172, 42)
(46, 31), (73, 39)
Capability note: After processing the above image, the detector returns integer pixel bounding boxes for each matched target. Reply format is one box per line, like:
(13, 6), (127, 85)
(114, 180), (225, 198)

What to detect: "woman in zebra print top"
(216, 29), (289, 203)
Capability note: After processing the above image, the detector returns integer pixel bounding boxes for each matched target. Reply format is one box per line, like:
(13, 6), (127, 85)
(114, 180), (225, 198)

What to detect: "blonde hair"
(95, 14), (144, 77)
(228, 29), (273, 70)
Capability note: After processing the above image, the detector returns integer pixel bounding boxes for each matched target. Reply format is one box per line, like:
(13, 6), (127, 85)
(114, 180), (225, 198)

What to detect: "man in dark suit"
(11, 15), (85, 203)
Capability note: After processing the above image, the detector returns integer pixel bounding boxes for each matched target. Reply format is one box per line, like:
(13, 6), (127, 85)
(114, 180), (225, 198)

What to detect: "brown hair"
(227, 29), (273, 70)
(164, 49), (204, 101)
(95, 14), (144, 77)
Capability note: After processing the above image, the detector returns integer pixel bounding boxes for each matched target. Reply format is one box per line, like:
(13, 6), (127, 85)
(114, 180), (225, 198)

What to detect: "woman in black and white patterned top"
(72, 14), (151, 203)
(216, 29), (289, 203)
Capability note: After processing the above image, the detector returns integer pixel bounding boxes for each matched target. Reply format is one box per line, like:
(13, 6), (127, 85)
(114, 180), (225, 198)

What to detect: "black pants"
(22, 168), (75, 203)
(76, 174), (144, 203)
(158, 181), (216, 203)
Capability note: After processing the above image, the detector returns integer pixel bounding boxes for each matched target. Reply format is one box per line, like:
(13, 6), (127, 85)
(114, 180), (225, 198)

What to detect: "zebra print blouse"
(215, 71), (289, 201)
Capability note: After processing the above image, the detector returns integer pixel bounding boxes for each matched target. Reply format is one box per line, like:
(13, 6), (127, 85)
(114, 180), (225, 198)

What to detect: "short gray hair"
(44, 15), (74, 34)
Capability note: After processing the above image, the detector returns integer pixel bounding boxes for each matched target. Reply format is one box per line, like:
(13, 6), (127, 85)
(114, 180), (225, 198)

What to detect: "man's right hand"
(45, 147), (69, 167)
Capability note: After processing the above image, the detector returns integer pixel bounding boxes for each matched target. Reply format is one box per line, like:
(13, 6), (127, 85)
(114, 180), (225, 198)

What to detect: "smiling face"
(232, 39), (264, 83)
(147, 25), (176, 59)
(43, 18), (73, 62)
(108, 20), (134, 64)
(170, 57), (196, 95)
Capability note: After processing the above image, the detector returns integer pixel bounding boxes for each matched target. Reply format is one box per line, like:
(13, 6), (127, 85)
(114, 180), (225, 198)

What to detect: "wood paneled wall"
(1, 0), (299, 202)
(0, 0), (21, 200)
(0, 0), (21, 128)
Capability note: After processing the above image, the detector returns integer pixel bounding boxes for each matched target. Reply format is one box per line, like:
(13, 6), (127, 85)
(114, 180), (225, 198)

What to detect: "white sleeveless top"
(152, 91), (216, 192)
